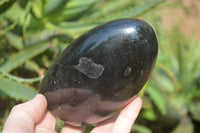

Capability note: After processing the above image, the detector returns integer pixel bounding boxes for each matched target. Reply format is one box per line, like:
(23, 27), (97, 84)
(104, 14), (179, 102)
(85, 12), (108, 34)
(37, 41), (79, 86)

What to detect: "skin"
(2, 94), (142, 133)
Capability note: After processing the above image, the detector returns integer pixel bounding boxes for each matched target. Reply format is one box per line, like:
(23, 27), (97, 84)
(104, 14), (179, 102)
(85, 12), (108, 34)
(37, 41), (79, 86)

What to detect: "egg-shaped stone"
(39, 18), (158, 126)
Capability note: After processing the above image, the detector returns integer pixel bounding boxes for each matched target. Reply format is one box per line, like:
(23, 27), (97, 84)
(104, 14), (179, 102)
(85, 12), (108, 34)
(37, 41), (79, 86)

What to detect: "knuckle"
(11, 104), (22, 113)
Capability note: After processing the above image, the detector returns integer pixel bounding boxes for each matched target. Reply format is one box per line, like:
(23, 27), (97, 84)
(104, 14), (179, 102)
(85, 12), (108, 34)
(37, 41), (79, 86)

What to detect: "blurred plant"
(1, 0), (199, 132)
(139, 21), (200, 132)
(156, 29), (200, 132)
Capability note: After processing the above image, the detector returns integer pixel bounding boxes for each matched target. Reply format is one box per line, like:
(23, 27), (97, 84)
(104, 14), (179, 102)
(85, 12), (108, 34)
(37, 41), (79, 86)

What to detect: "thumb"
(2, 94), (47, 133)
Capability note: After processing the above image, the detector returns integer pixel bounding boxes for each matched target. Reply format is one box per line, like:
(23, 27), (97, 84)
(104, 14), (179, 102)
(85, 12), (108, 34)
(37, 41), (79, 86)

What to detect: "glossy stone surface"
(39, 18), (158, 126)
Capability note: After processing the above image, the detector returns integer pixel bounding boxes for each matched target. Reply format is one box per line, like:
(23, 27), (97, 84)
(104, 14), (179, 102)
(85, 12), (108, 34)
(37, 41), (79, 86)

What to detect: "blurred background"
(0, 0), (200, 132)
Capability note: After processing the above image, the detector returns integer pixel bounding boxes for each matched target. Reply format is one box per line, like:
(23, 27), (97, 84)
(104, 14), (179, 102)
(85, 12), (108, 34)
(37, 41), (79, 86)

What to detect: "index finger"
(2, 94), (47, 133)
(110, 96), (142, 133)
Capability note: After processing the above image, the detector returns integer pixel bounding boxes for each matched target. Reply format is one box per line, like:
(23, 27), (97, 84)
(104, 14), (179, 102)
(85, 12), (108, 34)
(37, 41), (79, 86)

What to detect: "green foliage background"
(0, 0), (200, 132)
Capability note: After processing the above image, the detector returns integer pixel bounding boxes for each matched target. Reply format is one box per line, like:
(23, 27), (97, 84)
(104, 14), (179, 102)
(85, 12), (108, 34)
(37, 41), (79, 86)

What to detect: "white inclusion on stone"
(74, 57), (104, 79)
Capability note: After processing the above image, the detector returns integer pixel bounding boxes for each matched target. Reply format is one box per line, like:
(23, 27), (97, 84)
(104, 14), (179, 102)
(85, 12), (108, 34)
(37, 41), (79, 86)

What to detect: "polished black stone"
(39, 18), (158, 126)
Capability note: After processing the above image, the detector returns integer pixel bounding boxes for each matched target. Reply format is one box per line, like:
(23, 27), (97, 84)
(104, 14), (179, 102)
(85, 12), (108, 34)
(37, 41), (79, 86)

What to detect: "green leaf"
(5, 3), (24, 22)
(0, 20), (17, 38)
(5, 2), (44, 32)
(171, 116), (194, 133)
(0, 69), (43, 83)
(142, 110), (157, 121)
(5, 32), (24, 50)
(84, 124), (95, 133)
(21, 1), (34, 36)
(44, 0), (70, 15)
(46, 21), (100, 35)
(24, 31), (73, 47)
(147, 81), (167, 115)
(1, 108), (10, 130)
(86, 0), (165, 22)
(45, 0), (97, 21)
(86, 0), (131, 20)
(132, 123), (153, 133)
(0, 43), (49, 72)
(155, 63), (178, 93)
(32, 0), (44, 18)
(114, 0), (164, 19)
(0, 0), (17, 14)
(0, 77), (37, 101)
(189, 102), (200, 121)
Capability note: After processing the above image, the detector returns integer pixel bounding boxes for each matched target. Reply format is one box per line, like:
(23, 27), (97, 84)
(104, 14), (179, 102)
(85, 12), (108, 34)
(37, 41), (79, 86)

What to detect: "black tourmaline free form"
(39, 18), (158, 126)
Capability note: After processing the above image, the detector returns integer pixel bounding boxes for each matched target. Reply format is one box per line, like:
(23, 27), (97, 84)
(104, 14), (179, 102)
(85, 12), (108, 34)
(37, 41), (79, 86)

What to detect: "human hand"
(2, 94), (142, 133)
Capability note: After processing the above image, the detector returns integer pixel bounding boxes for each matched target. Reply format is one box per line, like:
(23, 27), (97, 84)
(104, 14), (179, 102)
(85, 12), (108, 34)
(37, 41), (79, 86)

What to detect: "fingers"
(2, 94), (47, 133)
(110, 96), (142, 133)
(91, 96), (142, 133)
(35, 111), (56, 133)
(61, 124), (84, 133)
(2, 93), (141, 133)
